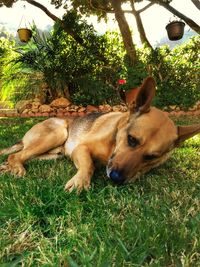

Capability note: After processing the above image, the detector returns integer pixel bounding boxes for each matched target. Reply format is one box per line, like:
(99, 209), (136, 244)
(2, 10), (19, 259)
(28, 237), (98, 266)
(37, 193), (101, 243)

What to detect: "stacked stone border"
(1, 105), (200, 118)
(1, 98), (200, 118)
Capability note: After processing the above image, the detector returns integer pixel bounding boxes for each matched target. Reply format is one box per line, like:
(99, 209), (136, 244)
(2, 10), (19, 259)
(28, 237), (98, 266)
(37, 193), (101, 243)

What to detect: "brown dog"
(0, 77), (200, 192)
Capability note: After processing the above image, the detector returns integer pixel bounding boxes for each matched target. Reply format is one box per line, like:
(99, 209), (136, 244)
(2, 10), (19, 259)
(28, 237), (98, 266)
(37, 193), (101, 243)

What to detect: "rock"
(169, 105), (177, 111)
(1, 109), (18, 116)
(32, 101), (41, 109)
(39, 104), (52, 113)
(112, 105), (127, 112)
(78, 112), (85, 117)
(78, 107), (86, 113)
(99, 104), (112, 112)
(196, 101), (200, 108)
(67, 105), (79, 112)
(22, 109), (29, 114)
(50, 97), (71, 108)
(42, 112), (49, 117)
(189, 106), (197, 111)
(15, 100), (32, 113)
(31, 108), (39, 113)
(193, 110), (200, 115)
(86, 105), (99, 113)
(176, 111), (186, 116)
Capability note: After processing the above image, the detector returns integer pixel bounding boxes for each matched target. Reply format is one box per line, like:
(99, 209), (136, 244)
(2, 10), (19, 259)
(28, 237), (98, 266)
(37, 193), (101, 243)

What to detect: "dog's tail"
(0, 141), (24, 156)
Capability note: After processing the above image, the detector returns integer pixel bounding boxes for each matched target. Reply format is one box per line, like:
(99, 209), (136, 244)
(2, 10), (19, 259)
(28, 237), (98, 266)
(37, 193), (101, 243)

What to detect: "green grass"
(0, 116), (200, 267)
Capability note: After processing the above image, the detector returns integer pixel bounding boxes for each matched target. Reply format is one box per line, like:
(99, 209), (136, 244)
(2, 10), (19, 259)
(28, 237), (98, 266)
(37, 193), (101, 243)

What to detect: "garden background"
(0, 0), (200, 266)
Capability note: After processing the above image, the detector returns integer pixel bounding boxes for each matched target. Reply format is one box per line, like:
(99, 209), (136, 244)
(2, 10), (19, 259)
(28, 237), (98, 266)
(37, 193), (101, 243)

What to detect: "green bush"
(0, 18), (199, 110)
(143, 36), (200, 109)
(117, 36), (200, 109)
(11, 14), (125, 105)
(0, 37), (43, 106)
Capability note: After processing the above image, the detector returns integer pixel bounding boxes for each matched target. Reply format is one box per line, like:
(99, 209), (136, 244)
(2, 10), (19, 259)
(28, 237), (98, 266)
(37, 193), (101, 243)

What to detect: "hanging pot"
(17, 28), (32, 43)
(166, 21), (185, 41)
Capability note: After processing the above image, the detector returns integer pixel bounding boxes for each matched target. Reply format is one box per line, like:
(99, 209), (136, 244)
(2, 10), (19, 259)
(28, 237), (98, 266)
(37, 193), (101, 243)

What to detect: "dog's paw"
(0, 162), (26, 177)
(64, 174), (91, 193)
(0, 162), (10, 173)
(11, 165), (26, 177)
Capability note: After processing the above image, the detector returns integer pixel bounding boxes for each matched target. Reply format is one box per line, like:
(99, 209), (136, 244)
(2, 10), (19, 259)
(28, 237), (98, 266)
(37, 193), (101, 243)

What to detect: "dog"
(0, 77), (200, 192)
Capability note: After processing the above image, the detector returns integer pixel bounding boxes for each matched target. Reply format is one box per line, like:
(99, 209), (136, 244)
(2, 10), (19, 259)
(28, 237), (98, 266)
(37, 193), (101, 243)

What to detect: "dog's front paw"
(64, 174), (91, 193)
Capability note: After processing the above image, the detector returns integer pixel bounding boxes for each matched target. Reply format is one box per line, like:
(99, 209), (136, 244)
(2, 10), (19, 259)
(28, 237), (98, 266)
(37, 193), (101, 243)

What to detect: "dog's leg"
(35, 146), (65, 161)
(5, 118), (68, 177)
(0, 141), (23, 156)
(65, 145), (94, 193)
(7, 143), (63, 177)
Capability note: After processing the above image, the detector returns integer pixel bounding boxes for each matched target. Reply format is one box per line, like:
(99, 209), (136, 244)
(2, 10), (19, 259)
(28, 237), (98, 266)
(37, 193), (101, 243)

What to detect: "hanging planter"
(17, 5), (32, 43)
(17, 28), (32, 43)
(166, 20), (185, 41)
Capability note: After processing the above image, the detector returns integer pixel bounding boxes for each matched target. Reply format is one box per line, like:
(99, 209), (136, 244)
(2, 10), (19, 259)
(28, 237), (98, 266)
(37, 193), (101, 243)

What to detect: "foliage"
(117, 55), (149, 92)
(12, 16), (125, 105)
(0, 20), (199, 109)
(114, 36), (200, 109)
(0, 0), (16, 7)
(0, 37), (42, 106)
(0, 116), (200, 266)
(149, 36), (200, 109)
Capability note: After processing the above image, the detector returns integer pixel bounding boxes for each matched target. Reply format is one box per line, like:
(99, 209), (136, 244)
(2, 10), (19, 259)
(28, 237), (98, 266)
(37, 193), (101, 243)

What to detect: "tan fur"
(0, 77), (200, 192)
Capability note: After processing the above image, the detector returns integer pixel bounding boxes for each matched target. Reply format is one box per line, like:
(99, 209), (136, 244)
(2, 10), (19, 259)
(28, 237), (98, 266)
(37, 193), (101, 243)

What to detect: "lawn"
(0, 116), (200, 267)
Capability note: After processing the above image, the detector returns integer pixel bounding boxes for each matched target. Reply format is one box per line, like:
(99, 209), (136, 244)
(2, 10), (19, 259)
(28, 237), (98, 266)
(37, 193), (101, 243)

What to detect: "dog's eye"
(144, 154), (158, 161)
(127, 135), (139, 148)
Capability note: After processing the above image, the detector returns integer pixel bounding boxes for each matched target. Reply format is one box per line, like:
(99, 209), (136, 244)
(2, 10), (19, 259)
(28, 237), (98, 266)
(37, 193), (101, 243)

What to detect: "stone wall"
(1, 98), (200, 118)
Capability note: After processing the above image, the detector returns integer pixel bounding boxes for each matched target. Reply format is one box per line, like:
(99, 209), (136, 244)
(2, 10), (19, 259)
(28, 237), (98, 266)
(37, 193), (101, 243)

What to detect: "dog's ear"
(129, 76), (156, 114)
(175, 124), (200, 146)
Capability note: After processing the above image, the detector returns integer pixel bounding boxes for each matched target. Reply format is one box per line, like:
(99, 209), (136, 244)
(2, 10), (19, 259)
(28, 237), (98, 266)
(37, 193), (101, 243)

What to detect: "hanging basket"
(166, 21), (185, 41)
(17, 28), (32, 43)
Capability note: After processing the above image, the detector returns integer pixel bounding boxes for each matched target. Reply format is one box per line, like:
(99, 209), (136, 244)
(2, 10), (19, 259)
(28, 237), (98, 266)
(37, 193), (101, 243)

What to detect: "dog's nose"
(109, 170), (125, 184)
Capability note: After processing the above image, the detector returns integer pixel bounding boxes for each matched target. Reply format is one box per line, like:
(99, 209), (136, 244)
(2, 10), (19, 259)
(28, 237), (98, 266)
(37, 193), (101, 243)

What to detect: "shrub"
(143, 36), (200, 109)
(11, 14), (125, 105)
(0, 19), (199, 110)
(117, 36), (200, 109)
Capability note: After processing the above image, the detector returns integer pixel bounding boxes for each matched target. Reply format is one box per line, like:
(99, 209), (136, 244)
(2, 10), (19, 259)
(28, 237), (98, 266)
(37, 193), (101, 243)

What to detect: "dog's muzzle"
(106, 161), (125, 184)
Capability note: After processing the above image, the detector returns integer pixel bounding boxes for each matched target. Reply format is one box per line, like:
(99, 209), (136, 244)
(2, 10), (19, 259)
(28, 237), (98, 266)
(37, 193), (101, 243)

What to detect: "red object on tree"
(118, 79), (126, 85)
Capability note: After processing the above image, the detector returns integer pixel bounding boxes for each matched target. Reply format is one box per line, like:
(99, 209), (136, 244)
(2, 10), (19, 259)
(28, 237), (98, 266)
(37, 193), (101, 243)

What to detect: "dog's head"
(107, 76), (200, 184)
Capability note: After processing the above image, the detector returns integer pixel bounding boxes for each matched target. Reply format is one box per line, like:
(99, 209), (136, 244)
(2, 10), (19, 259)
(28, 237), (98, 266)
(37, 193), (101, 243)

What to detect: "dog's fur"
(1, 77), (200, 192)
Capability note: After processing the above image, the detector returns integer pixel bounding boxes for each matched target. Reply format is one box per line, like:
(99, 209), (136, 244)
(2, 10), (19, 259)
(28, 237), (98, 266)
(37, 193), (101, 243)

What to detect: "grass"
(0, 116), (200, 267)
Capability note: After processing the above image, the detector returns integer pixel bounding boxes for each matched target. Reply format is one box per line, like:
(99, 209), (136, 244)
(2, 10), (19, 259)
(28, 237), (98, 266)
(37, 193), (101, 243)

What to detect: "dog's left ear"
(175, 124), (200, 146)
(130, 76), (156, 114)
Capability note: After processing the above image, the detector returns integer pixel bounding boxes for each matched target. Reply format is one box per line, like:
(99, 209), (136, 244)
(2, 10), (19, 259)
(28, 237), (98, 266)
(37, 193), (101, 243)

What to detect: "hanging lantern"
(17, 5), (32, 43)
(166, 21), (185, 41)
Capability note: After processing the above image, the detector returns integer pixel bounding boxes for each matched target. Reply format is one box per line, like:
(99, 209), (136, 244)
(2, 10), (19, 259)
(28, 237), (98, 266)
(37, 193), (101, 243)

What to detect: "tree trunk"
(130, 0), (153, 49)
(110, 0), (137, 66)
(159, 1), (200, 34)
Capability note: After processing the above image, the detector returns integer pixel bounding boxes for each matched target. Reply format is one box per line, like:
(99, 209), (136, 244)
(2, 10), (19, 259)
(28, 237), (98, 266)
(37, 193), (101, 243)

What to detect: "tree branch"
(25, 0), (109, 63)
(25, 0), (85, 45)
(191, 0), (200, 10)
(137, 2), (155, 13)
(89, 0), (113, 13)
(26, 0), (61, 23)
(159, 1), (200, 34)
(130, 0), (153, 49)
